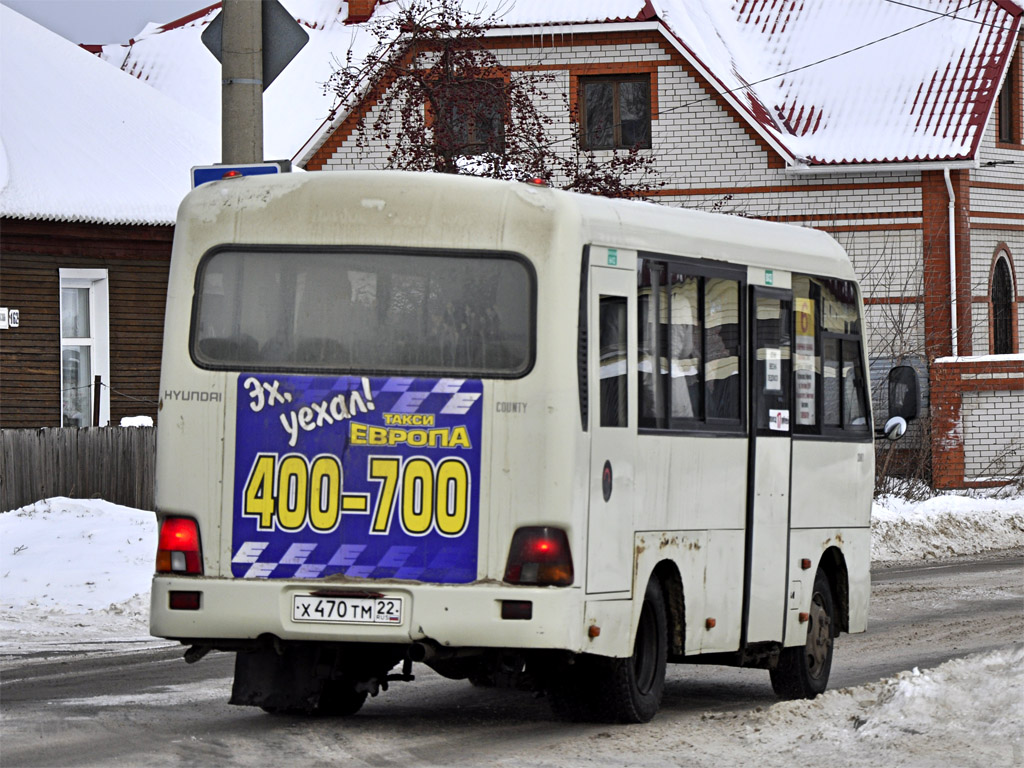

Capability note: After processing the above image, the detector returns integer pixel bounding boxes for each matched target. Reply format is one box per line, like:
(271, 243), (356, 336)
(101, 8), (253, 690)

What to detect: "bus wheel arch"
(817, 546), (850, 634)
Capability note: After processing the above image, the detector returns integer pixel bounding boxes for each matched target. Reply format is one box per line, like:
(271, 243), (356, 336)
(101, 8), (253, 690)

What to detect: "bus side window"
(792, 280), (818, 429)
(599, 295), (629, 428)
(669, 271), (701, 420)
(638, 261), (666, 427)
(704, 278), (741, 421)
(796, 274), (870, 436)
(635, 258), (743, 432)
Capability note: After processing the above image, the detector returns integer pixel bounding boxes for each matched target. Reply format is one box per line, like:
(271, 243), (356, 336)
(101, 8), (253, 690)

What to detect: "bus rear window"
(191, 248), (534, 377)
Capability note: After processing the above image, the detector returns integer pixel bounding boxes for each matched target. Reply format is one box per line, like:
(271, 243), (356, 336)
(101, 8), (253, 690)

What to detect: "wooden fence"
(0, 427), (156, 512)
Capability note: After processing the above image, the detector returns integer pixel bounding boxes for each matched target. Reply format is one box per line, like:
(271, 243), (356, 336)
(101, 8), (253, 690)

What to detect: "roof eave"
(785, 158), (979, 175)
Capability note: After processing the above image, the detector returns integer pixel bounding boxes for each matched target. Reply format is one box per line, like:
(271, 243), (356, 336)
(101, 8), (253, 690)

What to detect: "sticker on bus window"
(230, 374), (483, 583)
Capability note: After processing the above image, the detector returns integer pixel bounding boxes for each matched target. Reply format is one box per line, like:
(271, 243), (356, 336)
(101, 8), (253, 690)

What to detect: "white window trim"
(59, 268), (110, 427)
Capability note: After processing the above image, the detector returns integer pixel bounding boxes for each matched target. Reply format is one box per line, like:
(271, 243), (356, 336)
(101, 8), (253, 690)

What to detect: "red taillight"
(156, 517), (203, 575)
(503, 527), (573, 586)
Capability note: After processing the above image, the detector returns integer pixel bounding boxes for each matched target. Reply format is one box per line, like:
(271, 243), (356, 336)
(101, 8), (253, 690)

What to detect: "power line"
(61, 381), (159, 405)
(881, 0), (1016, 30)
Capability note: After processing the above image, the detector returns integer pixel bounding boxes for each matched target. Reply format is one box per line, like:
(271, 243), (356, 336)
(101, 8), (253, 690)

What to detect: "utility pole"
(220, 0), (263, 164)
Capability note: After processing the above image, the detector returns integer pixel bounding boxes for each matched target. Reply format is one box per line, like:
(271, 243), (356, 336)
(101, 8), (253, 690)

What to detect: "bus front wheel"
(770, 569), (835, 699)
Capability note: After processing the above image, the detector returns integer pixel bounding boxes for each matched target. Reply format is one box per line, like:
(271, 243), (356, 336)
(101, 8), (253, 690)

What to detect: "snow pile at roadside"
(0, 498), (158, 650)
(871, 492), (1024, 562)
(725, 645), (1023, 767)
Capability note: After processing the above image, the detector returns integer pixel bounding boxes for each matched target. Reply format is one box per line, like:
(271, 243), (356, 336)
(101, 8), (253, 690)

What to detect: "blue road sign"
(192, 163), (282, 188)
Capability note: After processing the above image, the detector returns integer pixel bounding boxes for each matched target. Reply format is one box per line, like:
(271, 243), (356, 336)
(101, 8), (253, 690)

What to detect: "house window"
(997, 47), (1020, 144)
(436, 79), (505, 155)
(60, 269), (110, 427)
(992, 256), (1014, 354)
(580, 75), (651, 150)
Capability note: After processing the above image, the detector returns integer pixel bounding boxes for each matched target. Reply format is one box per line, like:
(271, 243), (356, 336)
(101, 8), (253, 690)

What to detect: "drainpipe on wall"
(944, 168), (958, 358)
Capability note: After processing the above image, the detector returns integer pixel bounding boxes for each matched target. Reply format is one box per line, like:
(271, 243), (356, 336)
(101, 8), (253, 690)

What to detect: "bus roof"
(178, 171), (855, 281)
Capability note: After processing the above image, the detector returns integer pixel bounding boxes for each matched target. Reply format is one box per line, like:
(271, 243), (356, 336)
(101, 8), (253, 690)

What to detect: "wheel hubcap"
(805, 591), (832, 679)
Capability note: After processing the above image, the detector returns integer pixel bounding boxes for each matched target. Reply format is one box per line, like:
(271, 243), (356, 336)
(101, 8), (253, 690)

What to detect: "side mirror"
(882, 415), (907, 441)
(888, 365), (919, 421)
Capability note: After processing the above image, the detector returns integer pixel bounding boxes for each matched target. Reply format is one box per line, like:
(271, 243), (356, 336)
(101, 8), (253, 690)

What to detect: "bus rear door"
(586, 248), (637, 595)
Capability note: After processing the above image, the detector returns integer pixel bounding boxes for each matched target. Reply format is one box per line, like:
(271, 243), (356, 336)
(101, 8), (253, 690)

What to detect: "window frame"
(432, 77), (508, 157)
(996, 45), (1021, 146)
(636, 253), (746, 436)
(991, 252), (1016, 354)
(579, 74), (653, 151)
(59, 268), (110, 427)
(791, 274), (872, 443)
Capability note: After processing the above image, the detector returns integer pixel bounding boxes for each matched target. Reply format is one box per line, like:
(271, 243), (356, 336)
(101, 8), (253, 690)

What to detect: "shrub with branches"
(325, 0), (661, 197)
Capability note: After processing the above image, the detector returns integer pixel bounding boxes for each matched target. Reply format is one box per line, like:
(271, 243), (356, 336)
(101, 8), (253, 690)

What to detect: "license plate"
(292, 595), (403, 625)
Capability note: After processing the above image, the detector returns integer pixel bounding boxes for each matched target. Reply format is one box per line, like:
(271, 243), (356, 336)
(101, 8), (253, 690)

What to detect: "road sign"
(201, 0), (309, 90)
(191, 162), (283, 188)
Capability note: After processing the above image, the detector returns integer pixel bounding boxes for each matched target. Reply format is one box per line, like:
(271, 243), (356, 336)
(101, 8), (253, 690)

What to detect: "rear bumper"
(150, 576), (586, 652)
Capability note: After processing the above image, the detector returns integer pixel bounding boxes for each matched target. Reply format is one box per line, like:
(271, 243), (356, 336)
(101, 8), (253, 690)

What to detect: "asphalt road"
(2, 552), (1021, 768)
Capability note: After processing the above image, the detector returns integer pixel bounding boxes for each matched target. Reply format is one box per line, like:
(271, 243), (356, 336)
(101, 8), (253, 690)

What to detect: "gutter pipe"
(944, 168), (958, 358)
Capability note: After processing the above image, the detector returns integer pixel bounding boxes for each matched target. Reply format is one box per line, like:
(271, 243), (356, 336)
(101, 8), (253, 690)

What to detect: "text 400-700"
(242, 453), (471, 538)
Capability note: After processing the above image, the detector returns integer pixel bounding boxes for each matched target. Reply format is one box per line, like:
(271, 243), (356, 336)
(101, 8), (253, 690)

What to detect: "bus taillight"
(156, 517), (203, 575)
(503, 527), (573, 586)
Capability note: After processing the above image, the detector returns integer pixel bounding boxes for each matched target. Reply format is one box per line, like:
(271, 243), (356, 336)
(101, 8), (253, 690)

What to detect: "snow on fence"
(0, 427), (155, 512)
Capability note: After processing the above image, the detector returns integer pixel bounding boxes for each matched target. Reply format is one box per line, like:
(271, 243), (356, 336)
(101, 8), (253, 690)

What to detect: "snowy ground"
(1, 492), (1022, 764)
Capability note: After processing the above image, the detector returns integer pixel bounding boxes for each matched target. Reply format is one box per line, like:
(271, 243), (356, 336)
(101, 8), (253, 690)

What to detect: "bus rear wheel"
(604, 576), (668, 722)
(549, 577), (667, 723)
(770, 569), (835, 699)
(316, 680), (368, 716)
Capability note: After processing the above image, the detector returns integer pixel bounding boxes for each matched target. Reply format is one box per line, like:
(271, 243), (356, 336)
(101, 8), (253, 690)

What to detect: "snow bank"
(872, 493), (1024, 562)
(0, 497), (157, 650)
(730, 646), (1023, 767)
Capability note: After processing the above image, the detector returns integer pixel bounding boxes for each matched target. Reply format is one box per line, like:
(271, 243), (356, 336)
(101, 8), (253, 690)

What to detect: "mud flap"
(230, 645), (323, 712)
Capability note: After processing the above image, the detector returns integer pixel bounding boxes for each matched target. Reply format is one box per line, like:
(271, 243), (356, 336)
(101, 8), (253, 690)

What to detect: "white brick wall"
(962, 389), (1024, 480)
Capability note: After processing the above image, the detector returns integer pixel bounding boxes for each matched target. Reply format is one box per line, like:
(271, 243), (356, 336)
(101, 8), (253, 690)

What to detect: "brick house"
(293, 0), (1023, 489)
(0, 6), (216, 428)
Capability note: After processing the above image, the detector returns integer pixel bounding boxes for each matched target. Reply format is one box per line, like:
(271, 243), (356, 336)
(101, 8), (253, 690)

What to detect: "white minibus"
(151, 171), (912, 722)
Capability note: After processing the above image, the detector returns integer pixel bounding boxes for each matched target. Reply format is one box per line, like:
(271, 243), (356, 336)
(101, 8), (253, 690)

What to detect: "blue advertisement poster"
(231, 374), (482, 583)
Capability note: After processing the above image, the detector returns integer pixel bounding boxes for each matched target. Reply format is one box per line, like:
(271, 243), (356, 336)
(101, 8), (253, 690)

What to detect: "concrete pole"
(221, 0), (263, 164)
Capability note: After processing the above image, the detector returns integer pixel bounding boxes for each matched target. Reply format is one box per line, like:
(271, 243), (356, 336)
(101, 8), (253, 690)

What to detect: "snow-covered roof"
(83, 0), (1022, 172)
(0, 6), (218, 226)
(657, 0), (1023, 167)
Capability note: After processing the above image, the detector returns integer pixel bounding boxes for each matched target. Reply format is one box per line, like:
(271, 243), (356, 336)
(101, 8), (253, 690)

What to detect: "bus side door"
(586, 251), (637, 595)
(745, 283), (794, 643)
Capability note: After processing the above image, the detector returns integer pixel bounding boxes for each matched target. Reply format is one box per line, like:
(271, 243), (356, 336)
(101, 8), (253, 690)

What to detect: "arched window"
(992, 256), (1014, 354)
